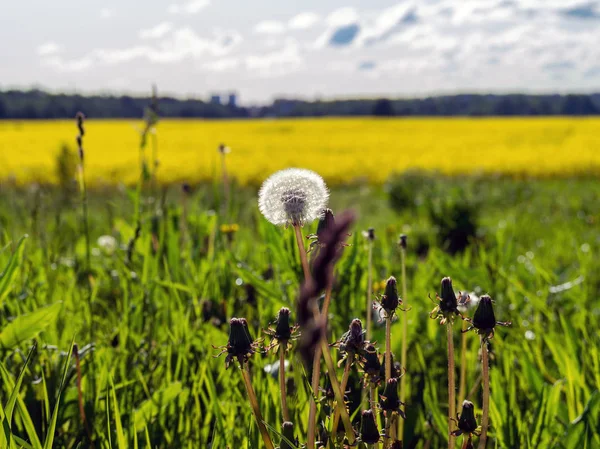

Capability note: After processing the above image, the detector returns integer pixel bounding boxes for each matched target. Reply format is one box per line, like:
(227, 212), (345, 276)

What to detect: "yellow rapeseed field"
(0, 118), (598, 186)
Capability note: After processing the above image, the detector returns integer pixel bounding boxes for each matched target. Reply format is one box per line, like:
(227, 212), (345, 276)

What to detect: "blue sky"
(1, 0), (600, 103)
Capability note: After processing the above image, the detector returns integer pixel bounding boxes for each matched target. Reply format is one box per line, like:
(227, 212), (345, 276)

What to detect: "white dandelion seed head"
(258, 168), (329, 226)
(97, 235), (117, 255)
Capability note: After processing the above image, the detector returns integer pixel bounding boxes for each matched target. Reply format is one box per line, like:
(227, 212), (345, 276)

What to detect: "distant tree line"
(0, 89), (599, 119)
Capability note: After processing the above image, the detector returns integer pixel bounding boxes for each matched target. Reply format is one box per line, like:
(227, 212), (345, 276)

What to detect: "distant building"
(227, 92), (237, 107)
(209, 92), (238, 107)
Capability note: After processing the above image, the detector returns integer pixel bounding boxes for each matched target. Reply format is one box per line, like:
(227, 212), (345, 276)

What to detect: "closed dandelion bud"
(228, 318), (253, 359)
(362, 344), (381, 376)
(316, 208), (335, 238)
(472, 295), (496, 332)
(275, 307), (292, 341)
(360, 410), (380, 444)
(380, 378), (401, 412)
(381, 276), (400, 312)
(457, 400), (478, 434)
(399, 234), (407, 249)
(440, 277), (459, 314)
(367, 227), (375, 241)
(280, 421), (297, 449)
(339, 318), (365, 355)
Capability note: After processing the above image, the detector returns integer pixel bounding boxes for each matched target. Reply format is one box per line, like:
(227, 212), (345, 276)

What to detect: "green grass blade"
(43, 339), (74, 449)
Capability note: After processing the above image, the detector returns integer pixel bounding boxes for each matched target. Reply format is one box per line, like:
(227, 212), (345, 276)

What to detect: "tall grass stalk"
(279, 345), (290, 422)
(478, 338), (490, 449)
(240, 362), (275, 449)
(447, 323), (456, 449)
(366, 239), (374, 340)
(219, 144), (230, 216)
(74, 344), (93, 448)
(75, 112), (91, 273)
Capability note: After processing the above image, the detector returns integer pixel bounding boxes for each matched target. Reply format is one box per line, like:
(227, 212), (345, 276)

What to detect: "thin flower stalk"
(458, 320), (469, 409)
(279, 345), (290, 421)
(219, 143), (231, 215)
(462, 294), (511, 449)
(399, 234), (408, 439)
(385, 317), (392, 382)
(293, 224), (311, 280)
(448, 322), (456, 449)
(321, 339), (356, 445)
(478, 339), (490, 449)
(331, 354), (354, 437)
(75, 112), (91, 272)
(307, 283), (332, 449)
(241, 363), (276, 449)
(366, 228), (375, 340)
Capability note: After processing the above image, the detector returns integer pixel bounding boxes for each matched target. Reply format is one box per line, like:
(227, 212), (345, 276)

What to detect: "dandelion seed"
(258, 168), (329, 226)
(97, 235), (117, 255)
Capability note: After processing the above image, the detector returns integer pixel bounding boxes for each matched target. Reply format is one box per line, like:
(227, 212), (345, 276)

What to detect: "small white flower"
(97, 235), (117, 255)
(258, 168), (329, 226)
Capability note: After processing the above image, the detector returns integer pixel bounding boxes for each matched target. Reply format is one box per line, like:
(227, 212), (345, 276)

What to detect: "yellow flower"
(220, 223), (240, 234)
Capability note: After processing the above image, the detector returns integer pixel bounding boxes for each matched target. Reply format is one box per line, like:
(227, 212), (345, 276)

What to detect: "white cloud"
(42, 55), (94, 72)
(139, 22), (173, 39)
(37, 42), (61, 56)
(100, 8), (115, 19)
(168, 0), (210, 15)
(245, 39), (302, 76)
(254, 20), (286, 35)
(288, 12), (321, 30)
(203, 57), (240, 72)
(43, 27), (242, 72)
(326, 7), (359, 27)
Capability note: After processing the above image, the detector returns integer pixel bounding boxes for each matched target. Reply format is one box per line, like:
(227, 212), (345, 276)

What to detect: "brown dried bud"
(381, 276), (400, 312)
(399, 234), (407, 249)
(360, 410), (380, 444)
(439, 277), (459, 314)
(280, 421), (297, 449)
(457, 400), (478, 434)
(274, 307), (292, 342)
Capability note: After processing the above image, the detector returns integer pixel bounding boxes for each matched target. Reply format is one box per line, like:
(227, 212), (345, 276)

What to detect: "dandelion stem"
(385, 316), (392, 382)
(447, 322), (456, 449)
(293, 224), (310, 280)
(307, 284), (332, 449)
(458, 320), (468, 408)
(369, 386), (380, 449)
(478, 338), (490, 449)
(366, 240), (373, 340)
(240, 362), (275, 449)
(320, 339), (356, 446)
(279, 345), (290, 422)
(399, 245), (408, 440)
(331, 354), (353, 437)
